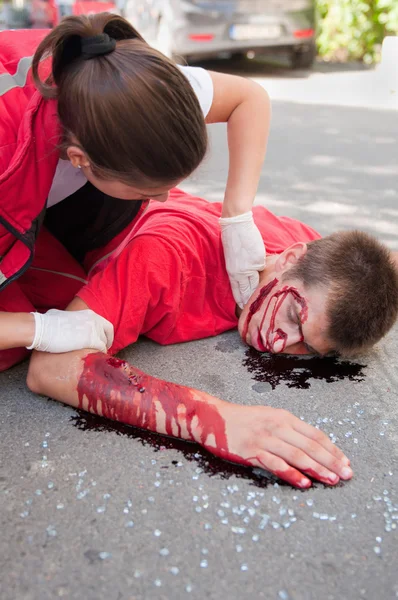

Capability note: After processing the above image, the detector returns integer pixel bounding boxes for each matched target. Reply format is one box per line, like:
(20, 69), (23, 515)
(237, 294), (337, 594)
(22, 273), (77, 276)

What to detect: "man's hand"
(219, 211), (266, 309)
(205, 403), (353, 488)
(27, 309), (114, 353)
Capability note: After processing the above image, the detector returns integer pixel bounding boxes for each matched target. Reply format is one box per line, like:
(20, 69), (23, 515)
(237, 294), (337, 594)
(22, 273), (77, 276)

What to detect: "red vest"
(0, 29), (60, 290)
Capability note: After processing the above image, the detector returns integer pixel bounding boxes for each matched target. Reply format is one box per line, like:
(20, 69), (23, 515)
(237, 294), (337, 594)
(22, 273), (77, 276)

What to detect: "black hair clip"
(81, 33), (116, 60)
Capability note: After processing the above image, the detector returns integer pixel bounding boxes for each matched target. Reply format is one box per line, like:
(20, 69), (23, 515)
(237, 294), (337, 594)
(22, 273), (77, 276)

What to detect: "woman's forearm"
(0, 311), (35, 349)
(222, 83), (271, 217)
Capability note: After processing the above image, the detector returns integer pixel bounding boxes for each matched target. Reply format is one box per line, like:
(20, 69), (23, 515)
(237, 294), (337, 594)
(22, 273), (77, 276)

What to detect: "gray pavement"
(1, 60), (398, 600)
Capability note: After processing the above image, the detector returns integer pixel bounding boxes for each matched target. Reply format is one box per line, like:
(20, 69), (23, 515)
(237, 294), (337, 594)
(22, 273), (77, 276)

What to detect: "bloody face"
(238, 273), (332, 356)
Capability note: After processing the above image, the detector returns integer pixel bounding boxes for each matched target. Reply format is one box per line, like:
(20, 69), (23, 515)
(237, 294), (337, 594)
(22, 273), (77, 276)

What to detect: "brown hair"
(285, 231), (398, 355)
(32, 13), (208, 187)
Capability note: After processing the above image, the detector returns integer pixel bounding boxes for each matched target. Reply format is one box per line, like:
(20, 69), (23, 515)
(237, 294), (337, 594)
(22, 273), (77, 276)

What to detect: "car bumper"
(170, 8), (314, 57)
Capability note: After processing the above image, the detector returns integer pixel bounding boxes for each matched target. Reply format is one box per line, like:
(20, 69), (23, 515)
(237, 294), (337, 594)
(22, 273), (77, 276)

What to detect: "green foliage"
(316, 0), (398, 63)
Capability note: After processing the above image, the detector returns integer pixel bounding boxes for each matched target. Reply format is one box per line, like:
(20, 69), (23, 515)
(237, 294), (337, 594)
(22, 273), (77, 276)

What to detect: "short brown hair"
(32, 13), (208, 187)
(285, 231), (398, 355)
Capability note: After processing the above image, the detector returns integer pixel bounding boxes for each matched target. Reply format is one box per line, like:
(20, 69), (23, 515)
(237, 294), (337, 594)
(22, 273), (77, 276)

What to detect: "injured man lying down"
(27, 189), (398, 488)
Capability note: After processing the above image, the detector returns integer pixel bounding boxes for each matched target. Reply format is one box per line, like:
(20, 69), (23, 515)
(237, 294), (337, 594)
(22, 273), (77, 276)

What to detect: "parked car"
(122, 0), (316, 69)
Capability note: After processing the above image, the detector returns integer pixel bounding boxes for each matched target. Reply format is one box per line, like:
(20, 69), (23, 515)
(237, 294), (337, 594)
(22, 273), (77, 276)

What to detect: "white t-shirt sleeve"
(178, 65), (214, 118)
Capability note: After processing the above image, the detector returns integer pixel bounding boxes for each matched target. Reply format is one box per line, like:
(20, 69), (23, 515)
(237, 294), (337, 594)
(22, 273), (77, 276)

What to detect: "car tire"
(290, 43), (316, 70)
(231, 52), (245, 61)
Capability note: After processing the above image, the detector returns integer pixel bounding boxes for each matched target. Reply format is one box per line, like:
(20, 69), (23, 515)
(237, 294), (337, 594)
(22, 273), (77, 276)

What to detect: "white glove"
(26, 309), (114, 353)
(219, 211), (266, 309)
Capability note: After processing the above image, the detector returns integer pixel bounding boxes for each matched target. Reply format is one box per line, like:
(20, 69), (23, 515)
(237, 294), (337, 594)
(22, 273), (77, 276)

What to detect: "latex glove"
(219, 211), (266, 308)
(26, 309), (114, 353)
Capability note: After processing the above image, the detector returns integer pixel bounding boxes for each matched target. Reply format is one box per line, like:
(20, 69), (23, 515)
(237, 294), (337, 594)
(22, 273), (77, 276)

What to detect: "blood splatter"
(244, 347), (366, 390)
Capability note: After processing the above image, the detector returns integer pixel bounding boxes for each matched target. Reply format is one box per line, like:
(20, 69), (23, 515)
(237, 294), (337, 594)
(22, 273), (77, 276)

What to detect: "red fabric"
(73, 1), (116, 16)
(78, 189), (321, 354)
(0, 227), (87, 371)
(18, 228), (87, 312)
(83, 201), (150, 274)
(30, 0), (58, 27)
(0, 30), (59, 284)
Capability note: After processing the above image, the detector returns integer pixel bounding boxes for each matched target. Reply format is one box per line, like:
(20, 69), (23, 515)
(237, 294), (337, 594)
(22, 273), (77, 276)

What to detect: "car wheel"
(291, 43), (316, 70)
(230, 52), (246, 61)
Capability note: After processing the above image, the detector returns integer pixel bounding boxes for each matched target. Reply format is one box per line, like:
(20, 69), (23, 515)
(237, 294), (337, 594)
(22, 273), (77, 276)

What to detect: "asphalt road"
(1, 59), (397, 600)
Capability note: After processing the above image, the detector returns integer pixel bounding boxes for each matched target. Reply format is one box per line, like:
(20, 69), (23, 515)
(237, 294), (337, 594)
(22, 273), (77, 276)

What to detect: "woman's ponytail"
(32, 13), (144, 99)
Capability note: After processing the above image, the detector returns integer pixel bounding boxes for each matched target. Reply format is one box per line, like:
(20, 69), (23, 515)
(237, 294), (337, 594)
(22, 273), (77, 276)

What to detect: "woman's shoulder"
(177, 65), (214, 117)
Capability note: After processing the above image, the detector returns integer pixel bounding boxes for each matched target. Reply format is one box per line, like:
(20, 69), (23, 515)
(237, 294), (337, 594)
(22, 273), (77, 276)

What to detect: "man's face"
(238, 243), (333, 356)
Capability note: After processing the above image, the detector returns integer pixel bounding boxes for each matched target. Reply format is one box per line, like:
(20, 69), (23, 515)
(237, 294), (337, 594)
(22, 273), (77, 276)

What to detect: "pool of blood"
(70, 408), (293, 489)
(68, 409), (340, 490)
(244, 347), (366, 390)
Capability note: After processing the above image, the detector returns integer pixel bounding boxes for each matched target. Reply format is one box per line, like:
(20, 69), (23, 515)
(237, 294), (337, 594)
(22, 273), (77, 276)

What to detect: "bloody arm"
(27, 349), (239, 464)
(27, 346), (353, 489)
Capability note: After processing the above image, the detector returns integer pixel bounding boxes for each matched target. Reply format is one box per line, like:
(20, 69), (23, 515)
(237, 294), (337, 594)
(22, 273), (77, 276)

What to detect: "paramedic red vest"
(0, 29), (60, 290)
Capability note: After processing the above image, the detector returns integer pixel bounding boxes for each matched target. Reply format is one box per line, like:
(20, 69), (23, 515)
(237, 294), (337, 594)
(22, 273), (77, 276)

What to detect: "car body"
(122, 0), (316, 68)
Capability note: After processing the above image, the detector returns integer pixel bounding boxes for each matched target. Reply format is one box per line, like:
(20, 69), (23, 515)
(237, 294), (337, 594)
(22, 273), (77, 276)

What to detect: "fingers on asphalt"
(292, 419), (350, 464)
(260, 438), (341, 486)
(276, 428), (351, 480)
(252, 449), (312, 489)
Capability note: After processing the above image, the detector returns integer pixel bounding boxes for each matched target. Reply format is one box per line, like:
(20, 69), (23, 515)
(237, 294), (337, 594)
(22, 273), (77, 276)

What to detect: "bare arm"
(206, 71), (271, 217)
(26, 301), (353, 489)
(0, 311), (35, 349)
(27, 346), (229, 447)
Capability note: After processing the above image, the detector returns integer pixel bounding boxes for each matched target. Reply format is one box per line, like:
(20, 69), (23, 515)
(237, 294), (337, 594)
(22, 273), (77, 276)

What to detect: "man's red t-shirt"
(77, 189), (320, 354)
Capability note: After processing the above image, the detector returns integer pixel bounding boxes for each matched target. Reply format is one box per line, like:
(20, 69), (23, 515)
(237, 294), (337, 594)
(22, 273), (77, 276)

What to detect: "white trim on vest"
(0, 56), (33, 96)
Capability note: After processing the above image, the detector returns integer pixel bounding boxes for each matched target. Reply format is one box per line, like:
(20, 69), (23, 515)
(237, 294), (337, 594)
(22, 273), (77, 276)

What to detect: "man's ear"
(66, 145), (90, 169)
(274, 242), (308, 274)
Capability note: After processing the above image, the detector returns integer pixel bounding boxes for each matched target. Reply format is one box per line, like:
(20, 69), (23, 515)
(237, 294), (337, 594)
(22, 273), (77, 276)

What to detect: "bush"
(316, 0), (398, 63)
